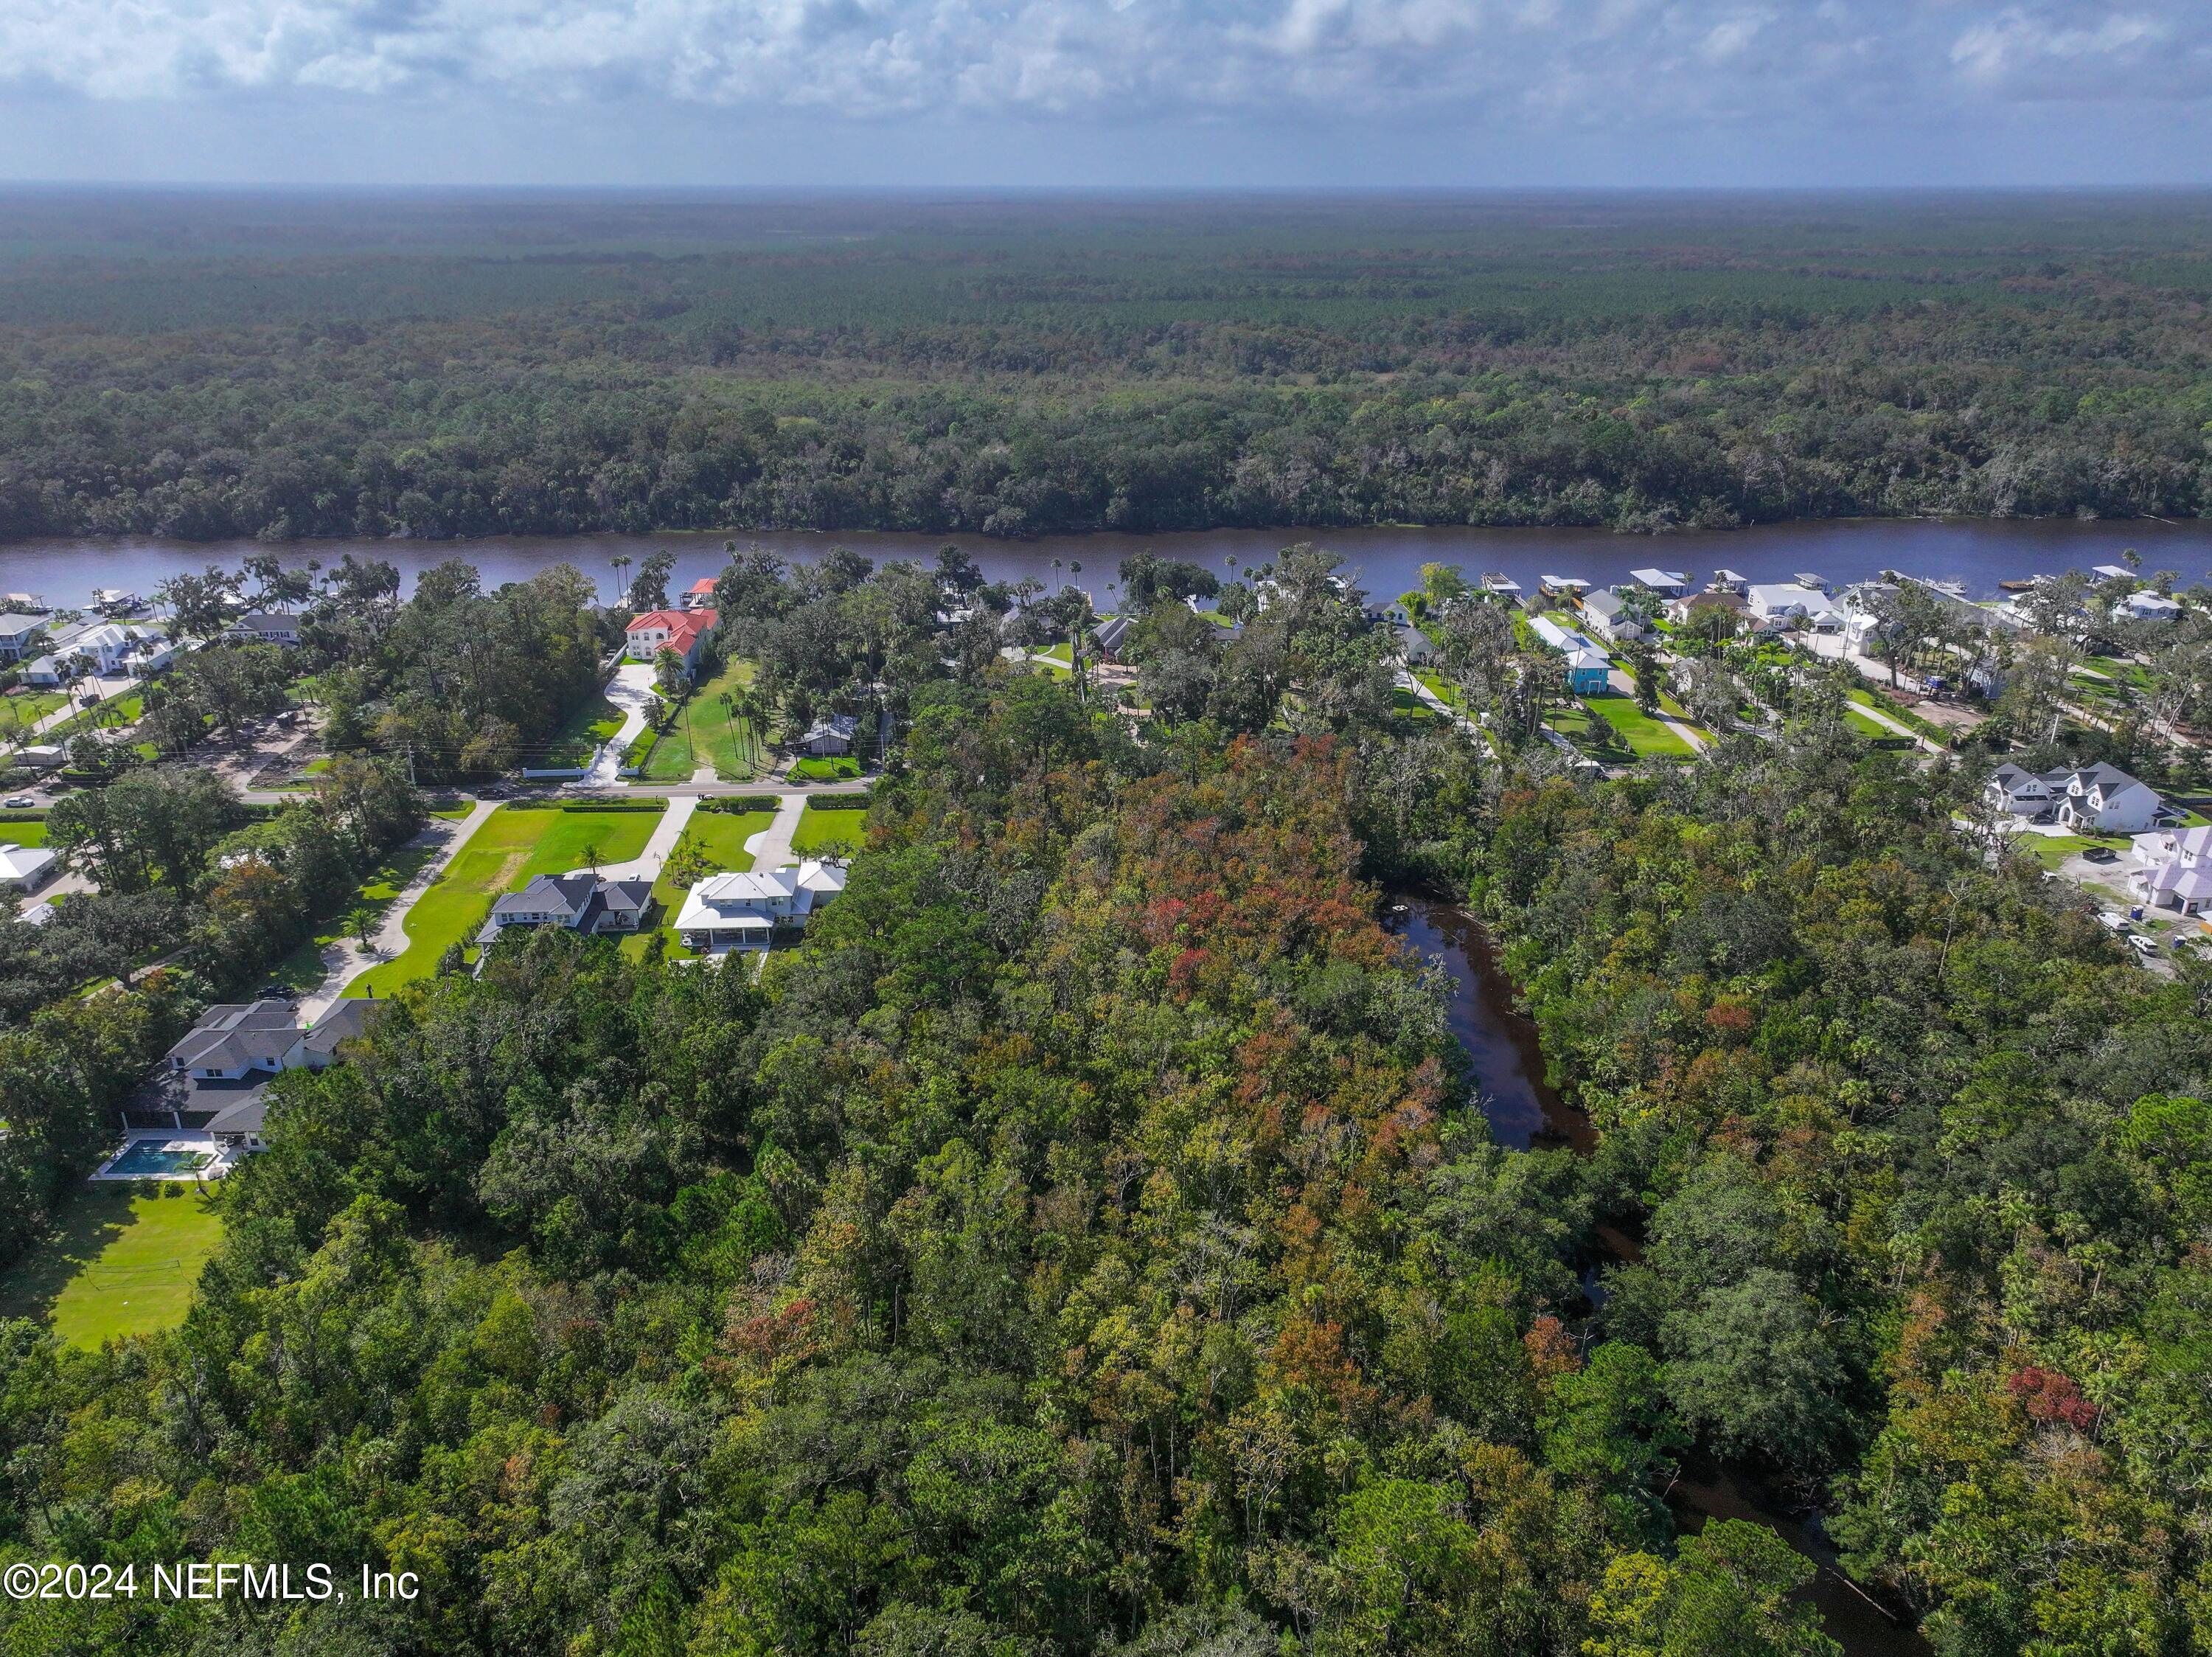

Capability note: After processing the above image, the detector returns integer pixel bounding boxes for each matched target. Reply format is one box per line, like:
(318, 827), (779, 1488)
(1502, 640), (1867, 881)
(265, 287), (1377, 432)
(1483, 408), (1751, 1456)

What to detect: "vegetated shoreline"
(7, 507), (2204, 550)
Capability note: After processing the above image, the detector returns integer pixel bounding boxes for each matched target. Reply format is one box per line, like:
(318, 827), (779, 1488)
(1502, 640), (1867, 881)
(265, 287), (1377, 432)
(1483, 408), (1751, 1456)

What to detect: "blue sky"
(3, 0), (2211, 185)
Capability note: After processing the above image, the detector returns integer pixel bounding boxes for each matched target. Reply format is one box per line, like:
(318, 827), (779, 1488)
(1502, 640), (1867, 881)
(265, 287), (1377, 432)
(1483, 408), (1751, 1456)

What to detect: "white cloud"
(4, 0), (2212, 120)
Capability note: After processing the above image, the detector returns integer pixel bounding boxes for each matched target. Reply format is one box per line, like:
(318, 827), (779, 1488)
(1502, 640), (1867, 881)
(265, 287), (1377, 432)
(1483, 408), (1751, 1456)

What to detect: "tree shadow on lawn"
(0, 1187), (142, 1325)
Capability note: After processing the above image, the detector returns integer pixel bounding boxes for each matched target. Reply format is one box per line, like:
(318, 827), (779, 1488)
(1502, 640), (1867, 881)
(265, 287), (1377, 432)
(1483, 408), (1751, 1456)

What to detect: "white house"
(0, 614), (46, 663)
(476, 872), (653, 945)
(2131, 825), (2212, 918)
(2120, 590), (2183, 624)
(1394, 625), (1441, 666)
(800, 714), (860, 757)
(1627, 569), (1691, 598)
(1988, 761), (2166, 833)
(0, 844), (55, 890)
(156, 999), (385, 1151)
(675, 861), (849, 953)
(1579, 589), (1646, 643)
(21, 619), (173, 683)
(1745, 584), (1845, 633)
(231, 611), (303, 645)
(625, 608), (717, 674)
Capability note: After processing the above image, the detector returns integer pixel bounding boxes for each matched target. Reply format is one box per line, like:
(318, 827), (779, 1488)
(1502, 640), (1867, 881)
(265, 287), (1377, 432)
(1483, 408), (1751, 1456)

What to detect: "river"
(3, 516), (2211, 611)
(1386, 890), (1930, 1657)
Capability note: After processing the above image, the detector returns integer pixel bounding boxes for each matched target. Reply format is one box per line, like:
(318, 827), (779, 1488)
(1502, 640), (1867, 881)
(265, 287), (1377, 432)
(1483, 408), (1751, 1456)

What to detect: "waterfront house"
(1627, 569), (1691, 598)
(682, 577), (719, 611)
(231, 611), (304, 645)
(1579, 589), (1646, 643)
(1745, 583), (1845, 633)
(0, 614), (46, 663)
(625, 608), (717, 674)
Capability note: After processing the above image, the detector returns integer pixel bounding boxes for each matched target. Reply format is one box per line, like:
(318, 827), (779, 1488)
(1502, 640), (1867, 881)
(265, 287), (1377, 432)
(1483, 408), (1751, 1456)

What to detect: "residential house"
(2121, 590), (2183, 624)
(21, 619), (174, 684)
(0, 614), (46, 663)
(231, 611), (303, 645)
(800, 714), (860, 757)
(1579, 589), (1646, 643)
(1668, 591), (1749, 632)
(1394, 624), (1441, 666)
(2131, 825), (2212, 918)
(675, 860), (849, 953)
(682, 577), (719, 611)
(0, 844), (56, 891)
(151, 998), (386, 1150)
(1705, 569), (1748, 594)
(625, 608), (718, 675)
(1092, 614), (1132, 661)
(1744, 583), (1845, 633)
(1528, 614), (1614, 695)
(1985, 761), (2166, 833)
(1537, 576), (1590, 602)
(476, 872), (653, 945)
(1627, 569), (1691, 598)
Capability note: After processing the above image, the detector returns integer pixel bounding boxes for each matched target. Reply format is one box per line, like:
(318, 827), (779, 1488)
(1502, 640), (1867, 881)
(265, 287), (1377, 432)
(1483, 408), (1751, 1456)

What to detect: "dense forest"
(4, 191), (2212, 542)
(4, 539), (2210, 1655)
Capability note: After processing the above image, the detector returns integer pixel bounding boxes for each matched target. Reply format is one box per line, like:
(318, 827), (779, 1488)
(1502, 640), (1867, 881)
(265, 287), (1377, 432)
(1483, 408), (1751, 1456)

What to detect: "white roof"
(673, 861), (847, 932)
(1540, 575), (1589, 591)
(2091, 564), (2135, 581)
(1529, 614), (1606, 656)
(1629, 568), (1689, 588)
(0, 844), (55, 882)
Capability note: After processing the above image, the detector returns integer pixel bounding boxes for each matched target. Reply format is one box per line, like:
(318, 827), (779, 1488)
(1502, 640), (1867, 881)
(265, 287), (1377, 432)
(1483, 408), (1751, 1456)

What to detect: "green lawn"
(1584, 694), (1695, 758)
(1543, 702), (1618, 757)
(1390, 687), (1439, 722)
(265, 834), (445, 992)
(349, 807), (658, 993)
(0, 689), (68, 740)
(0, 1187), (223, 1347)
(45, 692), (145, 743)
(790, 754), (863, 781)
(540, 690), (627, 765)
(1846, 684), (1949, 746)
(1040, 642), (1073, 664)
(1843, 705), (1893, 738)
(793, 807), (868, 856)
(1413, 670), (1463, 709)
(0, 816), (49, 847)
(2014, 832), (2133, 872)
(641, 659), (764, 782)
(621, 807), (774, 962)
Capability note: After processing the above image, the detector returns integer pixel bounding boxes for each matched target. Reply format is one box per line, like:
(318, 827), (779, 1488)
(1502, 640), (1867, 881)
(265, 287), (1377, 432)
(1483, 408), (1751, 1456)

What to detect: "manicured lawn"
(0, 689), (68, 739)
(1040, 642), (1073, 664)
(620, 807), (774, 961)
(539, 691), (627, 765)
(790, 754), (862, 781)
(2013, 832), (2132, 872)
(1846, 685), (1949, 746)
(0, 1187), (223, 1347)
(46, 692), (145, 743)
(349, 807), (658, 993)
(641, 659), (764, 782)
(1390, 687), (1439, 721)
(793, 807), (868, 855)
(1413, 670), (1463, 708)
(1843, 705), (1893, 738)
(265, 835), (445, 992)
(1543, 702), (1617, 756)
(0, 816), (49, 847)
(1584, 694), (1694, 758)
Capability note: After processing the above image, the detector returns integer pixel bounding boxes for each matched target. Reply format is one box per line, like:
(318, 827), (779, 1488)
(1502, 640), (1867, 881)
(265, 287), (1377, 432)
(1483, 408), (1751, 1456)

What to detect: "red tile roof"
(627, 609), (717, 653)
(687, 577), (717, 594)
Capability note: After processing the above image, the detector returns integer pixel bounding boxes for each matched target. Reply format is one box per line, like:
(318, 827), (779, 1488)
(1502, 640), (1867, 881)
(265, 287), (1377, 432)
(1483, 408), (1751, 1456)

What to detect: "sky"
(2, 0), (2212, 187)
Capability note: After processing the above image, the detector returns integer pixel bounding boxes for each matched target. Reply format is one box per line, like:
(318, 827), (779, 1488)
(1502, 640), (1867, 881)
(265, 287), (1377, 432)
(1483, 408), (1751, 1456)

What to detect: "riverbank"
(1, 516), (2208, 616)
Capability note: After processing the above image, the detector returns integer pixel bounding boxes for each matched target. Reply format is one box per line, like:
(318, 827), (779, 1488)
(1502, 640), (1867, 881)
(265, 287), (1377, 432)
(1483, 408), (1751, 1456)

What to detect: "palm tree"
(611, 555), (632, 609)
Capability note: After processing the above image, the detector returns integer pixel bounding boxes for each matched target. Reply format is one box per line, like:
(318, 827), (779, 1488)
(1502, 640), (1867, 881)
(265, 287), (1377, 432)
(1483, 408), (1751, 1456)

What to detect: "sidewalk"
(298, 800), (498, 1018)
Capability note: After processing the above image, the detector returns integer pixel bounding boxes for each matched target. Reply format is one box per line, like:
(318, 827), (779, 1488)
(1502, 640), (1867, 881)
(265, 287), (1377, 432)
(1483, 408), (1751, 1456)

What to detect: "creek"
(1385, 890), (1930, 1657)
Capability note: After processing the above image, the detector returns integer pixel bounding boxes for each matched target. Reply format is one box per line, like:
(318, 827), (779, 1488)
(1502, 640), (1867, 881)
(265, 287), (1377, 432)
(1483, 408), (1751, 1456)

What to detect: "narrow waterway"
(1385, 889), (1930, 1657)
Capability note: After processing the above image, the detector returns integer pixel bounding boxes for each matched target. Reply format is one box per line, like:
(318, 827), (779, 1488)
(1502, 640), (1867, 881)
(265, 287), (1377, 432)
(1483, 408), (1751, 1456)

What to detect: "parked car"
(2, 796), (33, 808)
(252, 983), (300, 1001)
(2081, 846), (2118, 864)
(2127, 935), (2158, 958)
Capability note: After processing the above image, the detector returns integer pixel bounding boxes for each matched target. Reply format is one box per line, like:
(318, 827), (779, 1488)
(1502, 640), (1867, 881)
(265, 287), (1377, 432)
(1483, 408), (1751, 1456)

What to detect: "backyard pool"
(97, 1139), (216, 1181)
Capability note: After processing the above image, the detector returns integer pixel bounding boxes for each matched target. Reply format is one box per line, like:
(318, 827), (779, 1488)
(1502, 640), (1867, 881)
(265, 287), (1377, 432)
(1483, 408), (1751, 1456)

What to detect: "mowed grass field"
(0, 1187), (223, 1347)
(641, 659), (764, 782)
(349, 807), (658, 993)
(1584, 694), (1695, 758)
(793, 805), (869, 856)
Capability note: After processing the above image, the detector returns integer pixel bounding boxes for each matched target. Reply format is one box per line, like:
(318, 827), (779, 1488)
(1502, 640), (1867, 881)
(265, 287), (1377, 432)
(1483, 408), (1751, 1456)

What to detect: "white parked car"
(2, 796), (32, 808)
(2127, 934), (2157, 958)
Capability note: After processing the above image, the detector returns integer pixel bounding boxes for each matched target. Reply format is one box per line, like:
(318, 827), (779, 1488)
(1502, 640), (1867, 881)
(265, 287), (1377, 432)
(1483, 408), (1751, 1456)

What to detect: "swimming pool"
(99, 1140), (215, 1180)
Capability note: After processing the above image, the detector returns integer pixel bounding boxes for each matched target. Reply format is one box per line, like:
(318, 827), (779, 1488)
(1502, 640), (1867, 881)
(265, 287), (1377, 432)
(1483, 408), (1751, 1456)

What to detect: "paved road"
(298, 799), (498, 1018)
